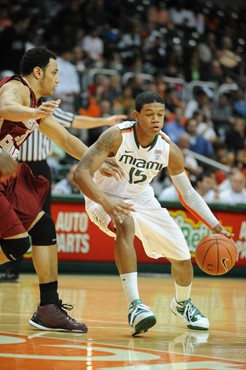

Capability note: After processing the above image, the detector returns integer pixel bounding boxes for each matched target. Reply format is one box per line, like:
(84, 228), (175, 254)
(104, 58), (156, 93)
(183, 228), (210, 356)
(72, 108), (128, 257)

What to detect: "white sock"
(120, 272), (140, 306)
(175, 282), (192, 303)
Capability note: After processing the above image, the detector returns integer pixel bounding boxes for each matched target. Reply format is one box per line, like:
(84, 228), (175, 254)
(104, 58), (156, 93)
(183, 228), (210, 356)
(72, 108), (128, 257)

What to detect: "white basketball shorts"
(85, 190), (191, 261)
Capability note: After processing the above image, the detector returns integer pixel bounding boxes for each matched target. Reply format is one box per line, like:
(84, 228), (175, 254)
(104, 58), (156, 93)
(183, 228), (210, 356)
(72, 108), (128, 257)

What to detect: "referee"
(0, 108), (126, 282)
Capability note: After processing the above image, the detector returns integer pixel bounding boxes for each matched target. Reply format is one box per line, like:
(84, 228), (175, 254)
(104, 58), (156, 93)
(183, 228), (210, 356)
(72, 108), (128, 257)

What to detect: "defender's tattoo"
(8, 88), (23, 103)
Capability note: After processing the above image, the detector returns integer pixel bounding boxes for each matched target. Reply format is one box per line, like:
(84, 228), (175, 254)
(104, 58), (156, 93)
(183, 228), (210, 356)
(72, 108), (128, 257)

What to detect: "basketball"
(195, 234), (237, 276)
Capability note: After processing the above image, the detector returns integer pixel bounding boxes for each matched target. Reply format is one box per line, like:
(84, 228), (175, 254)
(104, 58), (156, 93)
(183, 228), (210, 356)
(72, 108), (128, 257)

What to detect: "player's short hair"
(135, 91), (164, 112)
(20, 47), (57, 76)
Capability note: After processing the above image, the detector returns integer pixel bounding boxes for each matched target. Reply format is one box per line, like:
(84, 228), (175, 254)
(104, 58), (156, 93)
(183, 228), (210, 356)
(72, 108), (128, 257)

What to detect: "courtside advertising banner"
(49, 200), (246, 267)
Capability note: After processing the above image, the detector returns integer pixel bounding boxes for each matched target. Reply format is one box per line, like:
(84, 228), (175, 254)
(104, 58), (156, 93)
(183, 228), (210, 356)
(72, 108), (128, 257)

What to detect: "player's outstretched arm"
(167, 141), (233, 238)
(40, 116), (124, 180)
(39, 115), (88, 159)
(72, 114), (127, 129)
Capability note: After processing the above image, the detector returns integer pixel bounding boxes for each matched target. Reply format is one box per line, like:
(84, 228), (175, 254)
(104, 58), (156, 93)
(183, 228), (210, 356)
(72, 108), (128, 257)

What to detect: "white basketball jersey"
(94, 121), (171, 198)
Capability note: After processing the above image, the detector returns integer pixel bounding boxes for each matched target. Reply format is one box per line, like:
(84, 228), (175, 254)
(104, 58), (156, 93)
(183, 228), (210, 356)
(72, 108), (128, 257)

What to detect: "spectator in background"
(143, 32), (167, 71)
(53, 45), (80, 113)
(184, 51), (201, 82)
(194, 171), (218, 203)
(117, 20), (141, 63)
(185, 118), (214, 157)
(213, 142), (234, 167)
(82, 27), (104, 63)
(212, 92), (233, 122)
(218, 170), (246, 204)
(158, 182), (179, 202)
(51, 0), (85, 30)
(52, 164), (80, 195)
(0, 10), (30, 73)
(218, 167), (240, 192)
(164, 87), (182, 115)
(193, 110), (218, 145)
(198, 33), (217, 74)
(184, 88), (212, 120)
(177, 133), (203, 179)
(164, 106), (186, 144)
(169, 3), (197, 31)
(152, 73), (168, 99)
(233, 147), (246, 176)
(159, 170), (219, 203)
(211, 92), (233, 139)
(114, 86), (135, 115)
(107, 75), (122, 103)
(72, 45), (86, 80)
(233, 87), (246, 118)
(225, 117), (246, 154)
(87, 98), (114, 145)
(203, 60), (224, 85)
(218, 36), (240, 77)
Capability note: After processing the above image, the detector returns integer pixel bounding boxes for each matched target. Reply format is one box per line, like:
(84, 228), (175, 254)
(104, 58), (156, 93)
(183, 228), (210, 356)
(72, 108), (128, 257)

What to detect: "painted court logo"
(0, 332), (245, 369)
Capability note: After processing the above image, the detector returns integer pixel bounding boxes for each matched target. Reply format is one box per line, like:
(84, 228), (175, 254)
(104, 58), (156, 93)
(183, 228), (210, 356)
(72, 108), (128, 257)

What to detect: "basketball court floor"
(0, 273), (245, 369)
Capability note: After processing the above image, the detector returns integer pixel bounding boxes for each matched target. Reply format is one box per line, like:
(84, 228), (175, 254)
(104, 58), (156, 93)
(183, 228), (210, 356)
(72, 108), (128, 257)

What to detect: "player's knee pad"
(0, 236), (31, 261)
(29, 213), (57, 246)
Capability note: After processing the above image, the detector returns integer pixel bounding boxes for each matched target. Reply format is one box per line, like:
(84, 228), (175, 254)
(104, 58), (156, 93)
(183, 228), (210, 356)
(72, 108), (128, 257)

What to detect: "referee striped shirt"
(18, 108), (75, 162)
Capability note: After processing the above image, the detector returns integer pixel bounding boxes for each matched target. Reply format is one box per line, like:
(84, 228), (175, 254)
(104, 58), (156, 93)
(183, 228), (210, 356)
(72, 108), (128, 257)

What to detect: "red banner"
(50, 201), (246, 267)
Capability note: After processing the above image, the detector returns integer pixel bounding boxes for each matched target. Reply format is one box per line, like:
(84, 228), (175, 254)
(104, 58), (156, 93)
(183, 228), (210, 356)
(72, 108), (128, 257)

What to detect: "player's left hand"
(105, 115), (128, 126)
(99, 158), (125, 180)
(212, 223), (234, 238)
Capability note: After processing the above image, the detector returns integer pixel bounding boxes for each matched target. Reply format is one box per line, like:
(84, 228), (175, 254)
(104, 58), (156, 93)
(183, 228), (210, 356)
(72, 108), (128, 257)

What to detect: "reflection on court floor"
(0, 274), (245, 369)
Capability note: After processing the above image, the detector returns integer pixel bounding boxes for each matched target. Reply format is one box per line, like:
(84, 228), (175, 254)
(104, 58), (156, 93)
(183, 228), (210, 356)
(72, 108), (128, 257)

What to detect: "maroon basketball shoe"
(29, 300), (88, 333)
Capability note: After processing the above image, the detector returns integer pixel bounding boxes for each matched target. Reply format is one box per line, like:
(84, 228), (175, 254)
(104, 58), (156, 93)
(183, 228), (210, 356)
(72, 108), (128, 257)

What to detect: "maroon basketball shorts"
(0, 163), (49, 238)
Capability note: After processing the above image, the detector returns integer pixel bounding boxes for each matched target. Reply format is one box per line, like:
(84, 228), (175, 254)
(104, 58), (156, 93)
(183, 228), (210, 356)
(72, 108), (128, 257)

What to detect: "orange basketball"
(195, 234), (237, 276)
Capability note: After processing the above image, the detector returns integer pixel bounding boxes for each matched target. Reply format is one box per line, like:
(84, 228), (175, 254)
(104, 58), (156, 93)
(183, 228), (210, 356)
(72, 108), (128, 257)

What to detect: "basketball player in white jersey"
(73, 91), (233, 336)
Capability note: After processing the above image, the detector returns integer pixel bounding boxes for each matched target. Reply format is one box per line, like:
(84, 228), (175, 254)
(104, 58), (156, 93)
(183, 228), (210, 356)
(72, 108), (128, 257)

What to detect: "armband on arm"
(170, 172), (218, 230)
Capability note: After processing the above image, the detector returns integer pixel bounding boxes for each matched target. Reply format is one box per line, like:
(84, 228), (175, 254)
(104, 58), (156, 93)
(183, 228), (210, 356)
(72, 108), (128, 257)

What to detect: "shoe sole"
(171, 308), (209, 331)
(131, 315), (156, 336)
(187, 324), (209, 331)
(29, 319), (87, 333)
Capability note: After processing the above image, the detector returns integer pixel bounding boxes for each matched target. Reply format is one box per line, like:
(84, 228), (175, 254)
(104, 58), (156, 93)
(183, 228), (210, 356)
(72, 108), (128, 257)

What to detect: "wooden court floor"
(0, 273), (245, 369)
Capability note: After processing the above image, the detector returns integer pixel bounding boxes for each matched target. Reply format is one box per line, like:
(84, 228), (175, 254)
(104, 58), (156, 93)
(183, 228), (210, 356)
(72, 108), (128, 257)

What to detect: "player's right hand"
(0, 152), (18, 180)
(34, 99), (61, 119)
(102, 197), (135, 227)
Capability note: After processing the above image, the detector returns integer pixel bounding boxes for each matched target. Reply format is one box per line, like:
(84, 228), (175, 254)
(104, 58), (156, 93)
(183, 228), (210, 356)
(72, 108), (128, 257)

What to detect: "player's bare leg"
(168, 257), (209, 330)
(169, 258), (193, 286)
(114, 216), (156, 336)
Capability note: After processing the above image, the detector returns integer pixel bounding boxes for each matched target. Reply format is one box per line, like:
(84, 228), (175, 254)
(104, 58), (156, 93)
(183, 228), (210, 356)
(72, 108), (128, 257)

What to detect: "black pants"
(1, 160), (52, 275)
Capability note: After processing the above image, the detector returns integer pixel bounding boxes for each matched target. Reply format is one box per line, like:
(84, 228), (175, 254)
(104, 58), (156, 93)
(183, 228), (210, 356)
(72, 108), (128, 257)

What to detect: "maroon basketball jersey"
(0, 75), (41, 159)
